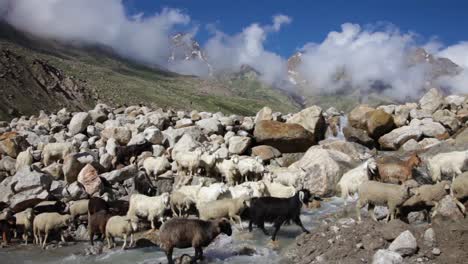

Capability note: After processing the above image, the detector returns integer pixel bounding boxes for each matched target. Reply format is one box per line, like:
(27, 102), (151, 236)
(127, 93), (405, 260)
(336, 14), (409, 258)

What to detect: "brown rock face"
(251, 145), (282, 161)
(348, 105), (375, 130)
(253, 120), (314, 153)
(366, 109), (395, 139)
(343, 126), (375, 149)
(0, 132), (29, 158)
(77, 164), (102, 195)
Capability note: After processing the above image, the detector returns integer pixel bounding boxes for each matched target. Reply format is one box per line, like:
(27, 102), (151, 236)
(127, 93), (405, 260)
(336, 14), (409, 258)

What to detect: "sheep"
(196, 183), (228, 204)
(237, 156), (264, 182)
(126, 193), (170, 230)
(113, 140), (153, 167)
(13, 208), (34, 244)
(89, 210), (111, 246)
(374, 153), (421, 184)
(400, 181), (451, 220)
(199, 152), (217, 177)
(175, 183), (203, 202)
(248, 189), (318, 241)
(15, 146), (33, 171)
(143, 156), (171, 178)
(174, 149), (202, 176)
(33, 212), (72, 248)
(170, 191), (195, 217)
(337, 159), (375, 205)
(264, 181), (297, 198)
(42, 142), (74, 166)
(452, 172), (468, 202)
(428, 150), (468, 182)
(197, 196), (249, 229)
(159, 218), (232, 264)
(69, 199), (89, 219)
(355, 181), (412, 223)
(226, 181), (267, 199)
(0, 216), (16, 245)
(215, 156), (239, 185)
(268, 167), (307, 187)
(105, 215), (138, 250)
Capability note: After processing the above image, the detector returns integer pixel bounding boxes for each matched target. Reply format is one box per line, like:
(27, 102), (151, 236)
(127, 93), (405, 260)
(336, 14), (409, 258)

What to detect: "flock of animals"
(0, 100), (467, 264)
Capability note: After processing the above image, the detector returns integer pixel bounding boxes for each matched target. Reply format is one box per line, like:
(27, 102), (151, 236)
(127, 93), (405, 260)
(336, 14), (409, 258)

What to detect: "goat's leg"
(234, 215), (243, 230)
(122, 234), (127, 250)
(248, 220), (253, 232)
(90, 231), (94, 246)
(356, 199), (364, 222)
(129, 233), (134, 247)
(271, 217), (285, 241)
(258, 221), (269, 236)
(293, 215), (309, 234)
(368, 203), (377, 222)
(106, 235), (112, 249)
(166, 247), (174, 264)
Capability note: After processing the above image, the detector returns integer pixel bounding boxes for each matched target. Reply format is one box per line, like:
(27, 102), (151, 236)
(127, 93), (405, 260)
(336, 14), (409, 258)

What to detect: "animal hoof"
(267, 240), (280, 249)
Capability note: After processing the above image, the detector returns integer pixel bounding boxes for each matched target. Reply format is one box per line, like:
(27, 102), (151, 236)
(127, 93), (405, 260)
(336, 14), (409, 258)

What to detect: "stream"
(0, 198), (345, 264)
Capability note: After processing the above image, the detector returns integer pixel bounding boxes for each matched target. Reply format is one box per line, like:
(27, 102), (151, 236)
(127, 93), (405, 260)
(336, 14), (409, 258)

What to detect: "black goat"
(33, 200), (67, 215)
(113, 140), (152, 167)
(247, 189), (321, 241)
(0, 216), (16, 245)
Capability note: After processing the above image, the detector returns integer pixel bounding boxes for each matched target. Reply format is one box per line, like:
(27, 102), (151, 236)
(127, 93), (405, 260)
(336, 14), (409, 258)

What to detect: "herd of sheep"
(0, 89), (467, 263)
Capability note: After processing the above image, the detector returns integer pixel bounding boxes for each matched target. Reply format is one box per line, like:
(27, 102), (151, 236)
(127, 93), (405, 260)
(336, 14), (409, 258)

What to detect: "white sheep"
(237, 156), (264, 183)
(126, 193), (170, 229)
(356, 181), (411, 222)
(33, 212), (72, 248)
(174, 149), (202, 176)
(452, 172), (468, 202)
(228, 181), (267, 199)
(267, 167), (306, 187)
(105, 215), (138, 250)
(69, 199), (89, 219)
(175, 183), (204, 201)
(14, 208), (34, 245)
(42, 142), (75, 166)
(196, 183), (229, 204)
(15, 147), (34, 172)
(428, 150), (468, 182)
(170, 191), (195, 217)
(215, 156), (239, 185)
(337, 159), (375, 205)
(197, 196), (249, 229)
(403, 181), (451, 208)
(143, 156), (171, 178)
(264, 181), (297, 198)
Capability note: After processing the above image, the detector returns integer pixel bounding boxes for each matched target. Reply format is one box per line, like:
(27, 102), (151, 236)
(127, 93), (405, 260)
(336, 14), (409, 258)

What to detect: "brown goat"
(374, 153), (422, 184)
(159, 218), (232, 264)
(88, 210), (111, 245)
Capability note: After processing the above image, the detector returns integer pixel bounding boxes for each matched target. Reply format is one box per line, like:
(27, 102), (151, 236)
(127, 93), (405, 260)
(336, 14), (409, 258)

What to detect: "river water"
(0, 198), (345, 264)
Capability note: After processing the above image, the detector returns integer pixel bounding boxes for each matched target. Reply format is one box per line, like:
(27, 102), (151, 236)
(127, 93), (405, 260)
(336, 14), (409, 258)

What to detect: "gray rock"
(407, 211), (426, 225)
(343, 126), (375, 149)
(196, 118), (222, 135)
(378, 125), (422, 150)
(172, 134), (202, 158)
(228, 136), (251, 155)
(432, 195), (465, 221)
(163, 126), (204, 147)
(101, 164), (137, 184)
(64, 181), (88, 200)
(11, 167), (53, 193)
(433, 109), (460, 132)
(419, 88), (444, 113)
(286, 105), (327, 142)
(423, 228), (436, 247)
(68, 112), (91, 135)
(374, 206), (389, 221)
(143, 127), (164, 145)
(432, 247), (441, 256)
(372, 249), (403, 264)
(254, 106), (273, 124)
(175, 118), (193, 128)
(240, 117), (254, 131)
(380, 219), (410, 241)
(409, 118), (447, 138)
(388, 230), (418, 256)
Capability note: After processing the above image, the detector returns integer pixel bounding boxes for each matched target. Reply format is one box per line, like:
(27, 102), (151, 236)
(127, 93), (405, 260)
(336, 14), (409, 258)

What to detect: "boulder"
(343, 126), (375, 149)
(77, 164), (102, 195)
(196, 118), (222, 135)
(286, 106), (327, 142)
(379, 219), (410, 241)
(64, 181), (88, 200)
(251, 145), (281, 161)
(433, 109), (460, 132)
(319, 139), (372, 162)
(419, 88), (444, 113)
(367, 109), (395, 139)
(388, 230), (418, 256)
(42, 162), (64, 180)
(378, 126), (422, 150)
(63, 152), (98, 184)
(163, 126), (204, 147)
(254, 106), (273, 123)
(101, 164), (137, 184)
(228, 136), (252, 155)
(143, 127), (164, 145)
(9, 188), (50, 208)
(254, 120), (315, 153)
(88, 109), (108, 123)
(456, 108), (468, 123)
(172, 134), (202, 158)
(11, 167), (53, 193)
(0, 132), (29, 158)
(101, 127), (132, 145)
(240, 117), (255, 132)
(445, 95), (466, 109)
(372, 250), (403, 264)
(409, 118), (448, 138)
(68, 112), (91, 136)
(348, 105), (375, 130)
(423, 228), (436, 247)
(289, 146), (354, 196)
(455, 127), (468, 147)
(175, 118), (193, 129)
(432, 195), (465, 222)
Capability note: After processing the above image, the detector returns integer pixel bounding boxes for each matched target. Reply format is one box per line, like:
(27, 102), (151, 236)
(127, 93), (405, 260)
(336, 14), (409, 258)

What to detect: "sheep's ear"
(299, 191), (305, 202)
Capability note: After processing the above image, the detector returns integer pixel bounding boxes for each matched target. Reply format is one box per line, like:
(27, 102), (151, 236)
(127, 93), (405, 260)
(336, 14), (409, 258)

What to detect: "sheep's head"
(298, 189), (312, 204)
(161, 193), (171, 207)
(231, 155), (239, 164)
(408, 153), (422, 167)
(216, 218), (232, 236)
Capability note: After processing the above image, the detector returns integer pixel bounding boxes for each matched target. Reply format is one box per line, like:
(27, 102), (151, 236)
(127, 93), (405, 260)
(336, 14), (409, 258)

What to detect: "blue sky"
(124, 0), (468, 57)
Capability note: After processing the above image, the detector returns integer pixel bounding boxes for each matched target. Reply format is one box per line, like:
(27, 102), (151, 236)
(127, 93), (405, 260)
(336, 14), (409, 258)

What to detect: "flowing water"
(0, 198), (345, 264)
(326, 115), (348, 140)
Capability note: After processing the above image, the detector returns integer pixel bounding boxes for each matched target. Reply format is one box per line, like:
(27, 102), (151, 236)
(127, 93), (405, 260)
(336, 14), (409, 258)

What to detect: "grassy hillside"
(0, 23), (300, 119)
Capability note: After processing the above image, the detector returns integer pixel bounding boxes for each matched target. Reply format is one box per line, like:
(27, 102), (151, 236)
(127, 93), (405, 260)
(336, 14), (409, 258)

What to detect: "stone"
(377, 105), (396, 114)
(88, 109), (108, 123)
(348, 105), (375, 130)
(455, 127), (468, 147)
(363, 233), (385, 251)
(254, 120), (315, 153)
(77, 164), (102, 195)
(286, 106), (327, 142)
(410, 109), (432, 120)
(10, 167), (53, 193)
(63, 152), (98, 184)
(143, 127), (164, 145)
(393, 104), (416, 127)
(456, 109), (468, 123)
(175, 118), (193, 128)
(241, 117), (255, 131)
(68, 112), (91, 135)
(101, 164), (137, 184)
(445, 95), (466, 109)
(289, 146), (354, 196)
(423, 228), (436, 247)
(419, 88), (444, 113)
(251, 145), (282, 161)
(0, 132), (29, 158)
(409, 118), (447, 138)
(433, 109), (460, 132)
(407, 211), (426, 225)
(162, 126), (204, 148)
(388, 230), (418, 256)
(380, 219), (410, 241)
(42, 162), (64, 180)
(190, 110), (201, 121)
(64, 181), (88, 200)
(401, 139), (420, 152)
(228, 136), (252, 155)
(101, 126), (132, 145)
(374, 206), (389, 221)
(196, 118), (222, 135)
(432, 195), (464, 222)
(254, 106), (273, 123)
(432, 248), (441, 256)
(320, 139), (372, 162)
(367, 109), (395, 139)
(172, 134), (202, 158)
(378, 125), (422, 150)
(343, 126), (375, 149)
(49, 180), (67, 197)
(372, 249), (403, 264)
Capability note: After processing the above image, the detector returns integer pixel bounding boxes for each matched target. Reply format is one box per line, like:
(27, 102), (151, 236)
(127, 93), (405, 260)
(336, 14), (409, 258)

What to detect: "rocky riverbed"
(0, 88), (467, 263)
